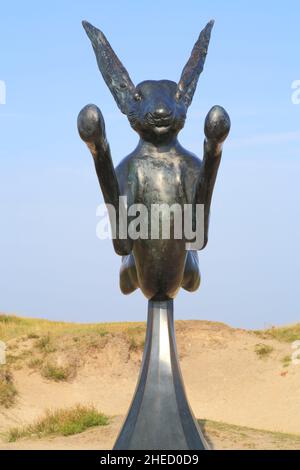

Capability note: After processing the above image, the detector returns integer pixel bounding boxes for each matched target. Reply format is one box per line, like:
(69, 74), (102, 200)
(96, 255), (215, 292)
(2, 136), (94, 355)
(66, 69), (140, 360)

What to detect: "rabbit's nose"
(153, 108), (173, 120)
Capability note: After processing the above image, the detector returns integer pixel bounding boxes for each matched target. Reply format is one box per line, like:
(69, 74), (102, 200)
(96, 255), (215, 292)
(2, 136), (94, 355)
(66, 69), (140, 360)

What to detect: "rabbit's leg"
(78, 104), (132, 256)
(120, 254), (139, 295)
(194, 105), (231, 249)
(182, 251), (201, 292)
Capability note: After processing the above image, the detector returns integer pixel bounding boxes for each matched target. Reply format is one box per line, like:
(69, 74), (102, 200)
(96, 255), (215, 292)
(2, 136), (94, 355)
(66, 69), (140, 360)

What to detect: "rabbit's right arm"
(77, 104), (133, 256)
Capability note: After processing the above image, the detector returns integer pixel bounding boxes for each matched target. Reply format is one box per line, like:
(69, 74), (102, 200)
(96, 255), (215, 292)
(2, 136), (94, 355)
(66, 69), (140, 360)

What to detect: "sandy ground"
(1, 319), (300, 449)
(2, 416), (300, 450)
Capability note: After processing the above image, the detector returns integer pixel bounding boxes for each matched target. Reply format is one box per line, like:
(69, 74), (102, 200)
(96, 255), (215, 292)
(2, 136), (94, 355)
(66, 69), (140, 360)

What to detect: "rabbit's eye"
(134, 92), (142, 102)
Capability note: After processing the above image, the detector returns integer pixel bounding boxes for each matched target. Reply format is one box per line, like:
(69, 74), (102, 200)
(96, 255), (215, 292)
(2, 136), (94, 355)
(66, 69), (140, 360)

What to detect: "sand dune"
(0, 315), (300, 449)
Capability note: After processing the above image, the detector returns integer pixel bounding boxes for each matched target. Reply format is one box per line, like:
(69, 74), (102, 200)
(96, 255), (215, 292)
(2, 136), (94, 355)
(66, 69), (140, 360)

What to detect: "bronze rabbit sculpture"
(77, 20), (230, 301)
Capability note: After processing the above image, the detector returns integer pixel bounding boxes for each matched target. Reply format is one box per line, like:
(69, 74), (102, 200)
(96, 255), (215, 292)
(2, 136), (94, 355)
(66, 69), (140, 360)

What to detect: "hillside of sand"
(0, 314), (300, 449)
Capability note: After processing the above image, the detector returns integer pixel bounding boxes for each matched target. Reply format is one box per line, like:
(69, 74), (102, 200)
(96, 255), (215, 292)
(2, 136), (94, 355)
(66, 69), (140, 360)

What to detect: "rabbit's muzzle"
(145, 111), (174, 133)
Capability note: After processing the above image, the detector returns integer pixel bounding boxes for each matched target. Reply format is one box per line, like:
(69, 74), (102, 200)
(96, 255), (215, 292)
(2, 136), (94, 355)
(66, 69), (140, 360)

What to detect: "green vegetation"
(41, 362), (74, 382)
(7, 405), (109, 442)
(27, 332), (39, 339)
(98, 329), (108, 337)
(199, 419), (300, 450)
(128, 336), (140, 352)
(127, 325), (145, 352)
(6, 350), (31, 365)
(281, 355), (292, 368)
(35, 335), (56, 353)
(36, 335), (51, 350)
(254, 324), (300, 343)
(27, 358), (43, 369)
(0, 312), (145, 342)
(0, 313), (148, 384)
(254, 343), (274, 359)
(0, 314), (23, 325)
(0, 368), (17, 408)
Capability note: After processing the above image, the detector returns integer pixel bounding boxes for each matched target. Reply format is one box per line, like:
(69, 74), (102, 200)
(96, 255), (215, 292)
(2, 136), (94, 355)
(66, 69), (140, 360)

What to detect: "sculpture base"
(113, 300), (208, 450)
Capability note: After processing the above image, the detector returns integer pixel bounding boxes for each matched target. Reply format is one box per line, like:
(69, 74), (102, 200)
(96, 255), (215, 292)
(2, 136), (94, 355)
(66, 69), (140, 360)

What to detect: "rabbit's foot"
(77, 104), (108, 154)
(120, 254), (139, 294)
(204, 105), (230, 144)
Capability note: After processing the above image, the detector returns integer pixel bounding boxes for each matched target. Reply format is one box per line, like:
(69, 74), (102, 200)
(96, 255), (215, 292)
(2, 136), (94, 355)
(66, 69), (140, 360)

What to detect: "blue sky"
(0, 0), (299, 328)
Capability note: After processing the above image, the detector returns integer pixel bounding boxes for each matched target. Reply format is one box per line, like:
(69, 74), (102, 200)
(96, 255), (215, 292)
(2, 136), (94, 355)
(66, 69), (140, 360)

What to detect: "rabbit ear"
(177, 20), (214, 108)
(82, 21), (136, 115)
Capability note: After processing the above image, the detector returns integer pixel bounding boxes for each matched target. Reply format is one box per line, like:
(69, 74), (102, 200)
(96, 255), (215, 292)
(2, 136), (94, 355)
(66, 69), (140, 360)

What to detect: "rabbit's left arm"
(194, 105), (230, 249)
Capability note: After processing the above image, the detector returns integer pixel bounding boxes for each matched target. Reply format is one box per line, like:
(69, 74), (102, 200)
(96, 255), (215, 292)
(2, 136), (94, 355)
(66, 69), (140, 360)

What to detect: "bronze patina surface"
(77, 20), (230, 301)
(77, 19), (230, 449)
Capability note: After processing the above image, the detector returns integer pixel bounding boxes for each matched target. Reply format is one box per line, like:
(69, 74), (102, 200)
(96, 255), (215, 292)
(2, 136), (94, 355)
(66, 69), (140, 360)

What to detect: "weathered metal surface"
(113, 300), (208, 450)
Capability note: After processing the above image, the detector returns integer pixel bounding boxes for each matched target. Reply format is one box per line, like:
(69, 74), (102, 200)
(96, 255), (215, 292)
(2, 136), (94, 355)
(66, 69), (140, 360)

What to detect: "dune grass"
(281, 355), (292, 368)
(0, 368), (17, 408)
(0, 313), (145, 342)
(41, 362), (75, 382)
(199, 418), (300, 449)
(27, 358), (43, 369)
(0, 314), (147, 377)
(254, 324), (300, 343)
(7, 405), (109, 442)
(254, 343), (274, 359)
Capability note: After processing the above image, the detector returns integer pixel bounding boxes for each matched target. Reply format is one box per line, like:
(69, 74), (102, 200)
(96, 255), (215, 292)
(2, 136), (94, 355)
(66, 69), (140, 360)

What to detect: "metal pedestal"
(113, 300), (208, 450)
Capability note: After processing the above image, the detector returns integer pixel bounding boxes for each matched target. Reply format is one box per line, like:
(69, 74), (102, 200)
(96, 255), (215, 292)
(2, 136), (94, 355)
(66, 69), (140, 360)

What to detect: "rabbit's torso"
(116, 142), (202, 299)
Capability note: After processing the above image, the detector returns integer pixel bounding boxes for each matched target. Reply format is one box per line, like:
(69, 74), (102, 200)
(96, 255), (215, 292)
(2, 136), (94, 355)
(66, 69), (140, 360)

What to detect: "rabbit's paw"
(204, 105), (230, 143)
(77, 104), (107, 146)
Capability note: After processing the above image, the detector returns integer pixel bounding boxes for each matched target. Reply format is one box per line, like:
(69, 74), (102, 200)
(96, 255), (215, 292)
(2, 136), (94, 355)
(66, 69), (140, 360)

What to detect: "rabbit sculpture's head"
(82, 20), (214, 144)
